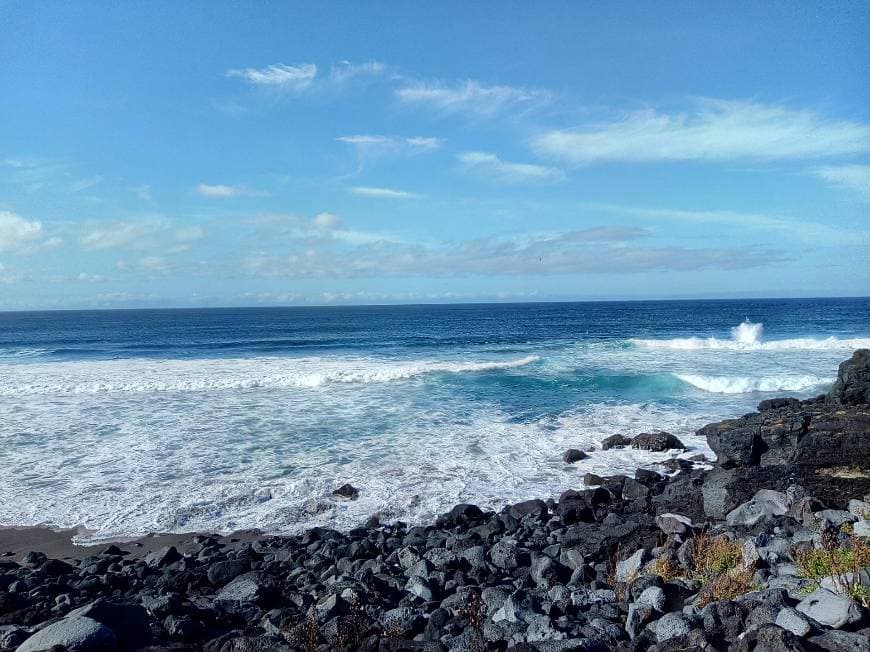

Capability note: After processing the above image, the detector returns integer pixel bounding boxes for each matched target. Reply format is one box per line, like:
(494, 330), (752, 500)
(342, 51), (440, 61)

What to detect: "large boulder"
(828, 349), (870, 405)
(631, 432), (685, 452)
(796, 588), (863, 629)
(17, 616), (115, 651)
(66, 599), (150, 648)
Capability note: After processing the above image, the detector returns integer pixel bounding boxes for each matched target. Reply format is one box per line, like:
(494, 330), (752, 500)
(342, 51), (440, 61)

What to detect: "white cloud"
(396, 79), (553, 118)
(0, 210), (44, 252)
(336, 135), (443, 156)
(814, 164), (870, 200)
(76, 272), (107, 283)
(350, 186), (420, 199)
(226, 63), (317, 90)
(80, 222), (156, 249)
(458, 151), (565, 183)
(138, 256), (170, 272)
(195, 183), (267, 198)
(174, 226), (205, 242)
(534, 99), (870, 164)
(312, 212), (342, 230)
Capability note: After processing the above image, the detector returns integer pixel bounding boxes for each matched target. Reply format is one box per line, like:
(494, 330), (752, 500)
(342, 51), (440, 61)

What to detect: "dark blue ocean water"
(0, 298), (867, 541)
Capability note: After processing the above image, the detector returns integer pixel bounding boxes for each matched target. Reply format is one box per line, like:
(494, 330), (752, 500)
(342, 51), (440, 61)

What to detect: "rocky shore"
(2, 351), (870, 652)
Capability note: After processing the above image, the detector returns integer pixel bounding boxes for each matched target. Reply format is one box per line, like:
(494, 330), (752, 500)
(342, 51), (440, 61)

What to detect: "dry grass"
(795, 535), (870, 607)
(692, 531), (744, 581)
(697, 566), (756, 607)
(647, 556), (682, 582)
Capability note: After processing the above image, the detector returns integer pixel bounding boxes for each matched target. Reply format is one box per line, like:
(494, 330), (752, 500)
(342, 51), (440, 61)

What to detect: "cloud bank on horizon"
(0, 2), (868, 309)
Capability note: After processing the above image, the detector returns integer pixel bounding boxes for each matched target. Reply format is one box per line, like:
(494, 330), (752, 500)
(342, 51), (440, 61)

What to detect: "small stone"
(509, 499), (549, 521)
(654, 611), (692, 642)
(583, 473), (604, 485)
(144, 545), (181, 568)
(815, 509), (857, 528)
(637, 586), (666, 611)
(404, 575), (434, 601)
(562, 449), (588, 464)
(625, 602), (654, 639)
(490, 538), (520, 569)
(332, 483), (360, 500)
(616, 549), (647, 583)
(601, 434), (633, 450)
(207, 559), (250, 586)
(655, 513), (694, 535)
(776, 607), (813, 637)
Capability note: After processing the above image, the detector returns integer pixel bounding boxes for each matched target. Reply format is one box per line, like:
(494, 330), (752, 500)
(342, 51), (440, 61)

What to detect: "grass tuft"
(795, 535), (870, 606)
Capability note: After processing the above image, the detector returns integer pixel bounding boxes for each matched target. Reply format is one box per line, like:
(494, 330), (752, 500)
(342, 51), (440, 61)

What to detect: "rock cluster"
(2, 351), (869, 651)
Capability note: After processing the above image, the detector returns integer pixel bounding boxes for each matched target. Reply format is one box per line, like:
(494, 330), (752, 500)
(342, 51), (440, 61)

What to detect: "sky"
(1, 1), (869, 310)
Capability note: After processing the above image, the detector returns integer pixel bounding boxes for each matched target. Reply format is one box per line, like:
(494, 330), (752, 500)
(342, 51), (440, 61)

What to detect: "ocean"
(0, 298), (868, 543)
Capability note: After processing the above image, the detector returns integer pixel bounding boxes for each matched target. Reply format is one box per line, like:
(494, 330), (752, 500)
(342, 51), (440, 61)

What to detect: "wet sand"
(0, 525), (266, 562)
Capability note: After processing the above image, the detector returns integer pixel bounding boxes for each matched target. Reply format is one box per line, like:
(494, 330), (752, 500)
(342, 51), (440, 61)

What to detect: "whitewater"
(0, 300), (867, 542)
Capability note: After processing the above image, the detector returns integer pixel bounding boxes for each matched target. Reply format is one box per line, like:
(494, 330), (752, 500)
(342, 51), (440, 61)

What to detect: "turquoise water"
(0, 298), (867, 541)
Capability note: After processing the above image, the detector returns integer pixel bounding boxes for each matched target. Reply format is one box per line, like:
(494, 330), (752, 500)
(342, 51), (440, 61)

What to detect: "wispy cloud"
(458, 151), (565, 183)
(350, 186), (421, 199)
(396, 79), (553, 118)
(195, 183), (267, 198)
(226, 60), (390, 94)
(585, 202), (870, 245)
(534, 99), (870, 164)
(240, 225), (781, 280)
(328, 60), (390, 84)
(79, 220), (207, 252)
(814, 164), (870, 201)
(337, 135), (442, 156)
(226, 63), (317, 90)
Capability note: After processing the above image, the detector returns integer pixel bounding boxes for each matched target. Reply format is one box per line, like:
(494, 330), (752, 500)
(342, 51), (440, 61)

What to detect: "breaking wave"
(676, 373), (831, 394)
(0, 355), (540, 395)
(632, 320), (870, 351)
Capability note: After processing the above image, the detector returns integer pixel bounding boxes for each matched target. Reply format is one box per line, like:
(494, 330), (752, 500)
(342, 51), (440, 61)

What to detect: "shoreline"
(0, 526), (267, 563)
(0, 349), (867, 651)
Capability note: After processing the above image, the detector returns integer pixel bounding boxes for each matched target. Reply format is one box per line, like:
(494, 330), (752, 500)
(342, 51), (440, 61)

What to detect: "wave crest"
(676, 373), (831, 394)
(632, 320), (870, 351)
(0, 355), (540, 395)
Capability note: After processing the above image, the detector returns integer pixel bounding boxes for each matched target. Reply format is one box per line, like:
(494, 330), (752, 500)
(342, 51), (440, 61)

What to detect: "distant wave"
(0, 347), (48, 358)
(632, 320), (870, 351)
(0, 355), (540, 395)
(676, 373), (831, 394)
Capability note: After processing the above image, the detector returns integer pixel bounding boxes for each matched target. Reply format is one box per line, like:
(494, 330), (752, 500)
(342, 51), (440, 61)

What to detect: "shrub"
(795, 536), (870, 607)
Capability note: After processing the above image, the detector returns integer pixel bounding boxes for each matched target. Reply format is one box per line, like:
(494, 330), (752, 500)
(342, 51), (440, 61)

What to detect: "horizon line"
(1, 293), (868, 315)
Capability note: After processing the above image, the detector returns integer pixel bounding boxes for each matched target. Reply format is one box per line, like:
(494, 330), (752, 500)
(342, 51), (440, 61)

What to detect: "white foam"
(632, 320), (870, 351)
(676, 373), (831, 394)
(0, 397), (717, 543)
(0, 354), (540, 395)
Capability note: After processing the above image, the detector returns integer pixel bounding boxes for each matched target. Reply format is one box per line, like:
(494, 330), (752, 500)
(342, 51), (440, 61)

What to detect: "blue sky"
(1, 1), (869, 309)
